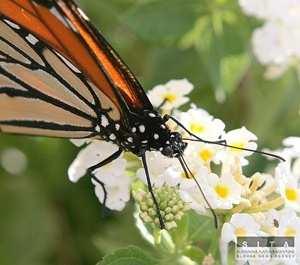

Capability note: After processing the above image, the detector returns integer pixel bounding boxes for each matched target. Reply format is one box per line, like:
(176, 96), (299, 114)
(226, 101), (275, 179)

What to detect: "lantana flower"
(239, 0), (300, 78)
(136, 151), (176, 188)
(205, 172), (243, 210)
(258, 209), (300, 263)
(217, 127), (257, 166)
(221, 213), (262, 244)
(68, 140), (131, 211)
(147, 79), (193, 111)
(177, 105), (225, 140)
(276, 165), (300, 212)
(67, 79), (300, 264)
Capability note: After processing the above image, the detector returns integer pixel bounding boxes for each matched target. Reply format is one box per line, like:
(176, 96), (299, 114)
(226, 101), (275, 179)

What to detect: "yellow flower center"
(229, 141), (246, 153)
(284, 226), (296, 237)
(163, 92), (177, 103)
(190, 122), (205, 134)
(285, 188), (298, 201)
(235, 227), (247, 237)
(199, 148), (214, 162)
(214, 184), (230, 199)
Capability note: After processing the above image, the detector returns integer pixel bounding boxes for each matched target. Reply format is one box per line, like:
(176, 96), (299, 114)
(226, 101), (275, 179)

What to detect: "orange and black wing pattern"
(0, 0), (152, 138)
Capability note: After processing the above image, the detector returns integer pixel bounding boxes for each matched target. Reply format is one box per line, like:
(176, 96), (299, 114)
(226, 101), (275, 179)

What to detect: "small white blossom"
(136, 151), (176, 188)
(252, 21), (297, 66)
(68, 141), (131, 211)
(177, 105), (225, 141)
(221, 213), (261, 244)
(277, 171), (300, 212)
(92, 168), (131, 211)
(179, 176), (208, 215)
(68, 141), (120, 182)
(261, 209), (300, 263)
(240, 0), (300, 78)
(221, 214), (263, 265)
(283, 137), (300, 157)
(217, 127), (257, 166)
(246, 209), (300, 264)
(176, 164), (212, 214)
(147, 79), (193, 111)
(204, 172), (243, 209)
(184, 142), (221, 167)
(276, 209), (300, 259)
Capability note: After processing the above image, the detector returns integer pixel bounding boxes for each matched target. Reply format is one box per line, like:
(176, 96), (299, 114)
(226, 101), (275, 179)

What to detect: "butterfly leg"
(156, 99), (175, 115)
(156, 98), (167, 111)
(141, 152), (166, 230)
(91, 176), (108, 217)
(87, 148), (123, 208)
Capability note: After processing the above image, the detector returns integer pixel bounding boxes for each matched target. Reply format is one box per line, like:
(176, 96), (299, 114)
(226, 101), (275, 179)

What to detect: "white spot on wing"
(109, 134), (116, 140)
(115, 124), (120, 130)
(127, 137), (133, 143)
(148, 113), (156, 118)
(4, 19), (20, 29)
(26, 34), (39, 45)
(77, 8), (90, 21)
(101, 115), (109, 127)
(95, 125), (101, 132)
(154, 133), (159, 140)
(139, 125), (145, 133)
(132, 127), (136, 133)
(55, 51), (81, 73)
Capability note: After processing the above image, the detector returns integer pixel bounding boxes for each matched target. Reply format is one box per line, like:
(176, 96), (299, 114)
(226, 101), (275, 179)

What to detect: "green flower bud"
(135, 185), (188, 230)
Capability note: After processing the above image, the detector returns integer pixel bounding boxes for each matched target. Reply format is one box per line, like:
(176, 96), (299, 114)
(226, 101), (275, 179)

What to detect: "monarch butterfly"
(0, 0), (283, 229)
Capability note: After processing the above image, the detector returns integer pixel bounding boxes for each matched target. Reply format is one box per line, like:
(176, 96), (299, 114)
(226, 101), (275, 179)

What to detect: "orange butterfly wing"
(0, 0), (152, 111)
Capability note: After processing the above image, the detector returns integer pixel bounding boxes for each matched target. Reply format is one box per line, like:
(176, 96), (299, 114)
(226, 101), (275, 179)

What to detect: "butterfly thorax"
(101, 110), (187, 157)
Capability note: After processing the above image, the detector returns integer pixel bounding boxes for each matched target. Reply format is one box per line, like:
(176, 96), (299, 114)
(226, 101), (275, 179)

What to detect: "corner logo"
(236, 236), (296, 262)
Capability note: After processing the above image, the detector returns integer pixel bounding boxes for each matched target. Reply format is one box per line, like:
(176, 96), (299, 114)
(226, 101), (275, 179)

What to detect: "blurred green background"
(0, 0), (299, 264)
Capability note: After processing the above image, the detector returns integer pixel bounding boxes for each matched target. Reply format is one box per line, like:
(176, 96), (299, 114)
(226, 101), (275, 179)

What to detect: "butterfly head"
(161, 132), (187, 158)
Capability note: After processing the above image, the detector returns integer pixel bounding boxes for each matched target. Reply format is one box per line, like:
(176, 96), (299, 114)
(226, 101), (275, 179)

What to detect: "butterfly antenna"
(91, 175), (109, 218)
(178, 155), (218, 228)
(165, 115), (285, 162)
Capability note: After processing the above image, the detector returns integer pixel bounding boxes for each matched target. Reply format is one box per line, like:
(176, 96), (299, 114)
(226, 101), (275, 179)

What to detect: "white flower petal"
(68, 141), (119, 182)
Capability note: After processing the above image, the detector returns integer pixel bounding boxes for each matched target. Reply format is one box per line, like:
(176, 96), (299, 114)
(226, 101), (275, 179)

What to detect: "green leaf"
(180, 2), (253, 97)
(125, 0), (200, 43)
(220, 53), (250, 94)
(98, 246), (158, 265)
(187, 212), (217, 242)
(182, 246), (206, 264)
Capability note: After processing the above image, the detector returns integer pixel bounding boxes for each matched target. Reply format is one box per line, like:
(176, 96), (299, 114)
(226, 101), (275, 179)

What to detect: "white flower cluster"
(145, 79), (259, 213)
(239, 0), (300, 78)
(67, 79), (299, 262)
(220, 136), (300, 264)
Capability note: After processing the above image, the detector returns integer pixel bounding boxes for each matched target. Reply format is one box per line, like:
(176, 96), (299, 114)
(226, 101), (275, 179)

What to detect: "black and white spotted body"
(90, 102), (187, 157)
